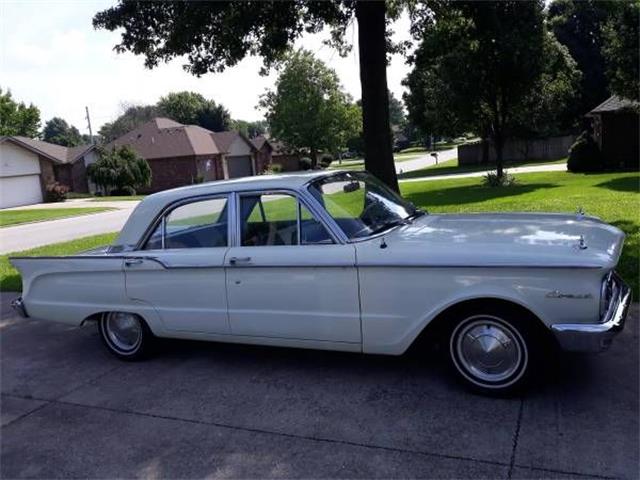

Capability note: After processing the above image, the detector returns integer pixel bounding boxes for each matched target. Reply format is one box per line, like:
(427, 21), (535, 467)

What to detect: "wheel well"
(408, 297), (553, 352)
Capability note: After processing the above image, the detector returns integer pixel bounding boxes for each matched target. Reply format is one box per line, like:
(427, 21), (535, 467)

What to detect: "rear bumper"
(11, 297), (29, 318)
(551, 273), (631, 352)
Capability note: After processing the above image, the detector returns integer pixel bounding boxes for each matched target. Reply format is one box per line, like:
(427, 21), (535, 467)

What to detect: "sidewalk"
(400, 162), (567, 183)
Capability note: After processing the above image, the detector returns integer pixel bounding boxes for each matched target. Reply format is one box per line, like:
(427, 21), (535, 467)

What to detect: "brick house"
(0, 136), (97, 208)
(587, 95), (639, 170)
(251, 135), (302, 172)
(109, 118), (259, 193)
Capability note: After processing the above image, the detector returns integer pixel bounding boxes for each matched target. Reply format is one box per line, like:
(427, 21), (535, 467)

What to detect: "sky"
(1, 0), (413, 135)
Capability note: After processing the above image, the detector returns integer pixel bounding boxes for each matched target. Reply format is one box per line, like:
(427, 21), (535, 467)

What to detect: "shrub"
(299, 157), (313, 170)
(319, 153), (333, 169)
(482, 171), (517, 187)
(567, 131), (603, 173)
(88, 146), (152, 195)
(44, 182), (69, 202)
(109, 186), (136, 196)
(260, 164), (283, 175)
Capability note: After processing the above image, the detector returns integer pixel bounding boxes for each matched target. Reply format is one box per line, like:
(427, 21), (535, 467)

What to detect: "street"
(1, 293), (637, 479)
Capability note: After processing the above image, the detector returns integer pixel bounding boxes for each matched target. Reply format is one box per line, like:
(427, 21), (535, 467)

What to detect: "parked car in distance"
(11, 171), (631, 394)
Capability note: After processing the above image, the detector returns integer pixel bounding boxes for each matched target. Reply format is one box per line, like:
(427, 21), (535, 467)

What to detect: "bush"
(109, 186), (136, 196)
(88, 146), (152, 195)
(299, 157), (313, 170)
(482, 171), (517, 187)
(567, 131), (603, 173)
(260, 164), (283, 175)
(319, 153), (333, 169)
(44, 182), (69, 202)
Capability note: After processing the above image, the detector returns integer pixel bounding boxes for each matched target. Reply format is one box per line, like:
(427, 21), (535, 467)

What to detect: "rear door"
(124, 195), (231, 334)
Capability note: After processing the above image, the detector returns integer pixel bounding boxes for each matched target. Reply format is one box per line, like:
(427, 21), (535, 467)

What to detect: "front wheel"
(448, 312), (534, 395)
(98, 312), (154, 360)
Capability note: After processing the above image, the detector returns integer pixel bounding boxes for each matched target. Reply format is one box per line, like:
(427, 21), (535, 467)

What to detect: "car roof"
(112, 170), (352, 249)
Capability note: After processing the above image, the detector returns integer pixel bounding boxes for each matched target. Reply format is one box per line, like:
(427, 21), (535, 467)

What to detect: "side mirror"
(343, 181), (361, 193)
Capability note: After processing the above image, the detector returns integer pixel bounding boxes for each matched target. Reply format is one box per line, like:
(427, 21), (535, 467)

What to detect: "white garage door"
(0, 175), (43, 208)
(227, 156), (253, 178)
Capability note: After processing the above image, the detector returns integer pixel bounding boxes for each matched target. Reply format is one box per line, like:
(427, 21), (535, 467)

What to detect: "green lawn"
(401, 171), (639, 297)
(0, 207), (113, 228)
(398, 157), (567, 180)
(1, 232), (119, 292)
(2, 171), (637, 299)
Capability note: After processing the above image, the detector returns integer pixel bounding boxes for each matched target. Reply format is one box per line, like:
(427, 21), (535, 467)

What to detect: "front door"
(226, 192), (361, 343)
(125, 195), (231, 334)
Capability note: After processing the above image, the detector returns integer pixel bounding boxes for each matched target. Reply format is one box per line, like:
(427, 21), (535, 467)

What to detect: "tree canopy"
(602, 1), (639, 101)
(231, 119), (268, 139)
(404, 0), (580, 177)
(547, 0), (614, 116)
(42, 117), (83, 146)
(93, 0), (400, 190)
(99, 104), (159, 142)
(259, 50), (361, 165)
(0, 88), (40, 138)
(157, 91), (232, 131)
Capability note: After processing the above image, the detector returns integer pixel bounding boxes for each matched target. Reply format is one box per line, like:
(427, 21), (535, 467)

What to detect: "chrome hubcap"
(453, 317), (525, 384)
(105, 312), (142, 352)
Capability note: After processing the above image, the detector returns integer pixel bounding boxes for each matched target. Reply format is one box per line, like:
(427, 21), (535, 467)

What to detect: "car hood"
(356, 213), (625, 269)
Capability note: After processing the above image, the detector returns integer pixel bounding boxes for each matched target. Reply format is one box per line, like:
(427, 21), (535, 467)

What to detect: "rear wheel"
(448, 310), (535, 395)
(98, 312), (153, 360)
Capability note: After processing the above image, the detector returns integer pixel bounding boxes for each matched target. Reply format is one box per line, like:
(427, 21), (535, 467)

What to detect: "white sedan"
(11, 171), (631, 394)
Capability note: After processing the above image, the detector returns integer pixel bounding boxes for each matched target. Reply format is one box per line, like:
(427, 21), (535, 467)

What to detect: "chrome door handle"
(124, 258), (144, 266)
(229, 256), (251, 265)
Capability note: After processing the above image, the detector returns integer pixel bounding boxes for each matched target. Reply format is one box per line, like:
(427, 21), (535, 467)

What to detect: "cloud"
(1, 0), (412, 135)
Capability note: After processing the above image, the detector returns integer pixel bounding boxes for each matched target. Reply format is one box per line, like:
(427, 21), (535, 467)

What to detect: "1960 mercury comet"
(10, 171), (631, 394)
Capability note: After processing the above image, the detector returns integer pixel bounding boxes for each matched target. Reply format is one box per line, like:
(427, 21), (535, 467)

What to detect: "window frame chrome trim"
(233, 188), (343, 247)
(134, 193), (232, 251)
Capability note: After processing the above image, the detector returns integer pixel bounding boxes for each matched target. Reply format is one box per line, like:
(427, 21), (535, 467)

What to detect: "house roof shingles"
(589, 95), (639, 114)
(0, 136), (94, 164)
(109, 118), (254, 160)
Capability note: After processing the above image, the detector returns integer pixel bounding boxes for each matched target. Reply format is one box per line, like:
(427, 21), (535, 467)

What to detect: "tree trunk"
(494, 132), (504, 179)
(481, 137), (489, 165)
(310, 147), (318, 169)
(355, 0), (399, 192)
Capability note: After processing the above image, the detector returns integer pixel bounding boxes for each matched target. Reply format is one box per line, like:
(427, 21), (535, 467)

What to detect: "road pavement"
(0, 292), (637, 479)
(0, 202), (138, 254)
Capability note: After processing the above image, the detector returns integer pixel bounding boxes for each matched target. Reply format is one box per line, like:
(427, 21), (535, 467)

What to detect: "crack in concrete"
(1, 392), (618, 479)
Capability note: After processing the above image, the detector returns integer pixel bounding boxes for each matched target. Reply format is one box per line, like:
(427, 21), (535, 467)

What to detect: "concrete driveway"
(0, 200), (139, 254)
(1, 293), (637, 479)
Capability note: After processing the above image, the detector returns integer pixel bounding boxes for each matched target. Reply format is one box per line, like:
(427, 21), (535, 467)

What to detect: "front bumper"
(11, 297), (29, 318)
(551, 273), (631, 352)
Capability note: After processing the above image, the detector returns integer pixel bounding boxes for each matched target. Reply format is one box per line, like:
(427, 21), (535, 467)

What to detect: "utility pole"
(85, 106), (94, 144)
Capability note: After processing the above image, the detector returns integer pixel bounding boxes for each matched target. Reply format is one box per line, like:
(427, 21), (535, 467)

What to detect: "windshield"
(308, 172), (421, 240)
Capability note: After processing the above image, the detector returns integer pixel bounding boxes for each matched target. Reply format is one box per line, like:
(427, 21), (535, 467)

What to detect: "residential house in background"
(109, 118), (258, 192)
(587, 95), (639, 169)
(251, 135), (302, 172)
(0, 136), (96, 208)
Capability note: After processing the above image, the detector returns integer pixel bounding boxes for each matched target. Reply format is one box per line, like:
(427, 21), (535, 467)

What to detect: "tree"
(404, 1), (579, 178)
(42, 117), (83, 146)
(602, 1), (639, 101)
(388, 91), (405, 127)
(548, 0), (614, 117)
(87, 145), (151, 195)
(232, 119), (268, 138)
(99, 104), (159, 142)
(93, 0), (401, 191)
(259, 50), (361, 166)
(0, 88), (40, 137)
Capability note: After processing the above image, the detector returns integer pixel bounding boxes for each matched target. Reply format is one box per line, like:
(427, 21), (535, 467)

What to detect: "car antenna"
(380, 236), (388, 249)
